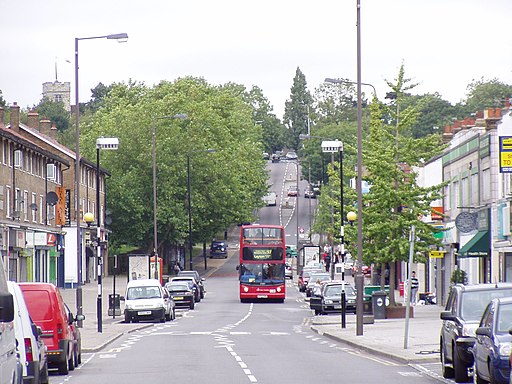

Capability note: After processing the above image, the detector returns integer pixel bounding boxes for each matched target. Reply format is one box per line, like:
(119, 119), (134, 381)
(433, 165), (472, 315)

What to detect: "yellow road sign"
(429, 250), (445, 258)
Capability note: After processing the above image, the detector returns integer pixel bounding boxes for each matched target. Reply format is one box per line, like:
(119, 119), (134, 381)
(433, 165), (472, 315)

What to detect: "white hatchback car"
(122, 279), (175, 323)
(8, 281), (48, 384)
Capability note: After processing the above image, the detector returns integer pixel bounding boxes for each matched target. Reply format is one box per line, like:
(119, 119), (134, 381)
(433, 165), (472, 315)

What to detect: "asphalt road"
(47, 160), (447, 384)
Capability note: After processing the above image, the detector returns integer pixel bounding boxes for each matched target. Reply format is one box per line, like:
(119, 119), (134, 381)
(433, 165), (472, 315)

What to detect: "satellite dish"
(46, 191), (59, 206)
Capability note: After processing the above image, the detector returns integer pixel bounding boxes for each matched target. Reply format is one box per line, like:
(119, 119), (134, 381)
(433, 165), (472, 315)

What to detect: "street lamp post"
(355, 0), (364, 336)
(74, 32), (127, 328)
(321, 140), (345, 327)
(95, 137), (119, 333)
(187, 149), (215, 271)
(152, 114), (188, 279)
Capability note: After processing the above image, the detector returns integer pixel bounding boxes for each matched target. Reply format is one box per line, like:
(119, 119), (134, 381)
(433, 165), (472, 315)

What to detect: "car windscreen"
(239, 263), (285, 284)
(126, 286), (162, 300)
(461, 289), (512, 321)
(166, 284), (190, 292)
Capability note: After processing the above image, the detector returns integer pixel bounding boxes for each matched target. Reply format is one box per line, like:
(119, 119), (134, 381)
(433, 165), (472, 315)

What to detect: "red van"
(19, 283), (83, 375)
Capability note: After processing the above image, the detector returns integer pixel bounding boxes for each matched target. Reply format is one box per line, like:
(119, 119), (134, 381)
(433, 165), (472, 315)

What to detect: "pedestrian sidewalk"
(310, 303), (443, 364)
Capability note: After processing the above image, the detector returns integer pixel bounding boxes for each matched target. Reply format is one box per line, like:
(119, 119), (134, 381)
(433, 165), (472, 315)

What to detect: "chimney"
(27, 110), (39, 130)
(9, 102), (20, 132)
(40, 119), (52, 136)
(452, 120), (461, 134)
(49, 123), (58, 139)
(442, 124), (453, 143)
(0, 107), (4, 129)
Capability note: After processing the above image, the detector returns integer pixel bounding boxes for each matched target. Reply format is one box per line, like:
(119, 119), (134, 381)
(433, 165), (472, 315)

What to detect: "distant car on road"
(298, 269), (323, 293)
(304, 187), (316, 198)
(177, 270), (205, 299)
(209, 240), (228, 259)
(285, 263), (293, 279)
(310, 282), (357, 315)
(287, 185), (298, 197)
(271, 154), (280, 163)
(263, 192), (277, 206)
(305, 272), (331, 298)
(165, 282), (195, 310)
(262, 152), (270, 160)
(285, 151), (298, 160)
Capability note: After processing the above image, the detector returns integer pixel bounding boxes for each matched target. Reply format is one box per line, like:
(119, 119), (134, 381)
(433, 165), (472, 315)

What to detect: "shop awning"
(458, 230), (489, 257)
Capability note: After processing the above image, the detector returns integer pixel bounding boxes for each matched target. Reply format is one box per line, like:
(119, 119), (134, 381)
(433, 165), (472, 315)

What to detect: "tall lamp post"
(324, 77), (376, 97)
(95, 137), (119, 333)
(152, 114), (188, 279)
(187, 149), (215, 271)
(74, 32), (127, 327)
(355, 0), (364, 336)
(321, 140), (345, 327)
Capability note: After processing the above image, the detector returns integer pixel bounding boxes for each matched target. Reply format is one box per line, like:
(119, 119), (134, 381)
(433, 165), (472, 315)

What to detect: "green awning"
(458, 230), (489, 258)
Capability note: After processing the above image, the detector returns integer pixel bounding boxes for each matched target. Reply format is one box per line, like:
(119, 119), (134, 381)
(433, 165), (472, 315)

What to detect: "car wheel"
(453, 345), (469, 383)
(57, 347), (69, 375)
(40, 360), (49, 384)
(68, 347), (75, 371)
(441, 343), (454, 379)
(190, 300), (195, 310)
(165, 311), (171, 321)
(314, 309), (320, 315)
(488, 361), (497, 384)
(73, 347), (79, 368)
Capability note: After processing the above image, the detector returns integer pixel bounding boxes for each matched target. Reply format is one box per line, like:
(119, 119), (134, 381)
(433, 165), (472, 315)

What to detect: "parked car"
(209, 240), (228, 259)
(0, 263), (16, 384)
(298, 269), (322, 292)
(305, 272), (331, 298)
(164, 282), (195, 310)
(121, 279), (175, 324)
(271, 154), (280, 163)
(440, 283), (512, 383)
(63, 303), (82, 369)
(310, 282), (357, 315)
(19, 282), (82, 375)
(262, 192), (277, 206)
(287, 185), (298, 197)
(177, 270), (205, 299)
(262, 152), (270, 160)
(352, 263), (370, 277)
(169, 276), (201, 302)
(304, 187), (316, 199)
(8, 281), (48, 384)
(472, 297), (512, 384)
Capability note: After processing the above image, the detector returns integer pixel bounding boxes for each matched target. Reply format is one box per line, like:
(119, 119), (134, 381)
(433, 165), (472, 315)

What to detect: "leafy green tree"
(344, 65), (446, 305)
(0, 90), (6, 108)
(80, 77), (268, 256)
(461, 77), (512, 114)
(283, 67), (314, 149)
(35, 97), (69, 131)
(86, 82), (114, 113)
(400, 93), (456, 138)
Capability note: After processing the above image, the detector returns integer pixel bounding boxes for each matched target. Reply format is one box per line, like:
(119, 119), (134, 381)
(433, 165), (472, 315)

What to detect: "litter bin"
(372, 290), (387, 319)
(108, 294), (121, 317)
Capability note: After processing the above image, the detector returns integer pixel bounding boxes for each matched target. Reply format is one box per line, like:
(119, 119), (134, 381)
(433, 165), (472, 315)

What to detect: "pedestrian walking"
(410, 271), (419, 305)
(325, 254), (331, 272)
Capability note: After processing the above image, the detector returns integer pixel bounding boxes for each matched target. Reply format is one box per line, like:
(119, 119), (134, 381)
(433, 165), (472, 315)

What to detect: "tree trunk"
(389, 262), (397, 306)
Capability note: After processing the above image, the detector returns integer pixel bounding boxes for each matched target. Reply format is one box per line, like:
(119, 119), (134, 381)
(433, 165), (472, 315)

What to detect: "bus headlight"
(277, 287), (282, 292)
(243, 287), (249, 293)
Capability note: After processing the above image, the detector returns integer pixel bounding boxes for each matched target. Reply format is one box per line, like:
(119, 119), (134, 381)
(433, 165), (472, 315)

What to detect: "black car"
(310, 282), (357, 315)
(209, 241), (228, 259)
(169, 277), (201, 302)
(165, 282), (195, 310)
(440, 282), (512, 383)
(177, 270), (205, 299)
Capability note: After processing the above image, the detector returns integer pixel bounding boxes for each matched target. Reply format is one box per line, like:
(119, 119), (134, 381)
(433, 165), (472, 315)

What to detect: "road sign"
(429, 250), (446, 258)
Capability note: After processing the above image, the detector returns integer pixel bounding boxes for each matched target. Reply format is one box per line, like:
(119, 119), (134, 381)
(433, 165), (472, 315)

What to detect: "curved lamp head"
(83, 212), (94, 226)
(347, 211), (357, 223)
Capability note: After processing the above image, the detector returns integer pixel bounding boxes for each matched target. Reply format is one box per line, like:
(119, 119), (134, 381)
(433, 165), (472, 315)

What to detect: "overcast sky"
(3, 0), (512, 120)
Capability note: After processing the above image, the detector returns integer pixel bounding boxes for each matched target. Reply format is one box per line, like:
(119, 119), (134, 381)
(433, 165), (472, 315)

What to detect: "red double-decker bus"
(238, 224), (286, 302)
